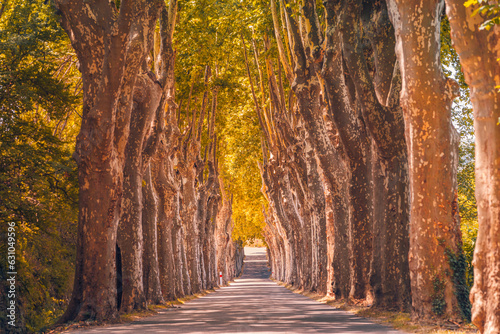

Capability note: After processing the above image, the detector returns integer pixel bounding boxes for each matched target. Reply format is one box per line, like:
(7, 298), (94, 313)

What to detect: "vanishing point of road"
(65, 247), (403, 333)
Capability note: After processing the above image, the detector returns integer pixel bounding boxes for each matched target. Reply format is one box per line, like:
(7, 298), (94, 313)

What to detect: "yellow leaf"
(464, 0), (478, 7)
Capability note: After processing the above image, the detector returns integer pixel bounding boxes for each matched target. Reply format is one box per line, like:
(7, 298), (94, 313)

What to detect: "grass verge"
(45, 288), (219, 333)
(275, 281), (477, 334)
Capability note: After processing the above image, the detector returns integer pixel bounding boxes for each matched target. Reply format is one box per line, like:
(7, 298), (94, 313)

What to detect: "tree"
(323, 0), (410, 307)
(54, 0), (163, 321)
(116, 0), (176, 312)
(260, 0), (412, 308)
(445, 0), (500, 331)
(173, 0), (269, 246)
(386, 0), (466, 320)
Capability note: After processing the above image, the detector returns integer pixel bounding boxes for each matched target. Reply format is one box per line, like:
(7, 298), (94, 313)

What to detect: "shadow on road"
(66, 247), (403, 333)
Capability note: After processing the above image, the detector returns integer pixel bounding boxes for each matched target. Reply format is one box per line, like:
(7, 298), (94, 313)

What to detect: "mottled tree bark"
(177, 77), (211, 294)
(302, 138), (328, 293)
(205, 149), (221, 289)
(204, 189), (220, 289)
(262, 162), (299, 285)
(142, 164), (164, 304)
(216, 179), (233, 285)
(194, 141), (218, 290)
(320, 13), (373, 299)
(179, 146), (202, 294)
(55, 0), (161, 322)
(179, 226), (192, 296)
(387, 0), (465, 320)
(154, 150), (177, 301)
(274, 0), (354, 299)
(339, 0), (411, 310)
(445, 1), (500, 331)
(264, 207), (287, 282)
(303, 0), (382, 300)
(117, 72), (162, 312)
(172, 221), (187, 297)
(117, 1), (176, 311)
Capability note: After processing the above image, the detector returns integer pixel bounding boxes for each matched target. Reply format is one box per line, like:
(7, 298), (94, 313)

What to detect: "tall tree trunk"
(55, 0), (161, 322)
(180, 158), (202, 293)
(172, 222), (186, 297)
(180, 226), (193, 296)
(303, 140), (328, 293)
(337, 0), (411, 310)
(387, 0), (465, 320)
(204, 192), (220, 289)
(205, 158), (221, 289)
(216, 179), (232, 285)
(151, 132), (181, 300)
(261, 161), (298, 285)
(319, 1), (374, 300)
(178, 74), (210, 294)
(273, 0), (352, 298)
(68, 160), (122, 321)
(117, 73), (162, 313)
(445, 1), (500, 330)
(370, 152), (411, 310)
(195, 185), (209, 291)
(142, 164), (164, 304)
(325, 191), (336, 296)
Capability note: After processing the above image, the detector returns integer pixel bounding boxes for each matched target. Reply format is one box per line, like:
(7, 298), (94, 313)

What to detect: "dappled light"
(64, 249), (402, 334)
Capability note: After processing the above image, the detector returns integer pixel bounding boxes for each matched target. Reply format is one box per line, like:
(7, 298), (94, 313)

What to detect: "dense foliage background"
(0, 0), (81, 330)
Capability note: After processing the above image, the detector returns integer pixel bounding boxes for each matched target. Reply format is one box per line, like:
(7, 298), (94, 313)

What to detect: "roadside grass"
(119, 289), (215, 323)
(45, 288), (219, 333)
(276, 281), (477, 334)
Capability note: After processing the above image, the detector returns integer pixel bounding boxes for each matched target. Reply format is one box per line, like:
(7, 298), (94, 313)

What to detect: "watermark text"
(6, 221), (17, 327)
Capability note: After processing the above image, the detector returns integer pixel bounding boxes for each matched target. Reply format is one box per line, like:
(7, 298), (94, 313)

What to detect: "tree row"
(251, 0), (499, 332)
(54, 0), (243, 323)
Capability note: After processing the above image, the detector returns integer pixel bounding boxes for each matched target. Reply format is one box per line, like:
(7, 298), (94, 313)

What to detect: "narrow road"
(66, 247), (403, 333)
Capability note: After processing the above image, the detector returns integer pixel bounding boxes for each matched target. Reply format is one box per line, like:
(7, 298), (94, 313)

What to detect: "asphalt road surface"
(65, 247), (404, 334)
